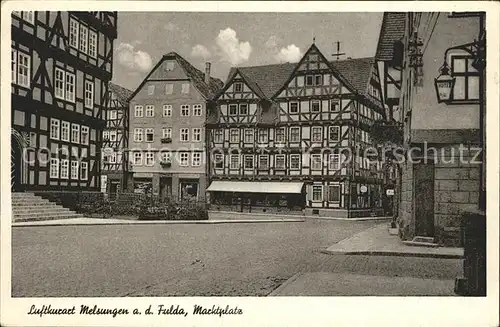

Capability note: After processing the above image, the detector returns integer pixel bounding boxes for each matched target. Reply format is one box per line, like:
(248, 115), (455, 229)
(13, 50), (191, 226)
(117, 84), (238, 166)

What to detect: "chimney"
(205, 62), (211, 84)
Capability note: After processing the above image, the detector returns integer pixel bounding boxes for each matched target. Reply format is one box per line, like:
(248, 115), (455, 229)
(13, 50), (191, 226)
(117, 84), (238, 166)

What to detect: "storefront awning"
(207, 181), (304, 194)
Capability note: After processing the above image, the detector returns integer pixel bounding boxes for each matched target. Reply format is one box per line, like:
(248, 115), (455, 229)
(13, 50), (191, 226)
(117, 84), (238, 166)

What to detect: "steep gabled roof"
(109, 82), (133, 104)
(129, 52), (223, 101)
(375, 12), (406, 61)
(236, 62), (296, 99)
(330, 57), (382, 107)
(167, 52), (224, 99)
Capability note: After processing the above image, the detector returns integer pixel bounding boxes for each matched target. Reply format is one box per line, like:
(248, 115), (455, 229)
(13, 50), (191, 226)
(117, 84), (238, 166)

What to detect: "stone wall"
(434, 144), (480, 246)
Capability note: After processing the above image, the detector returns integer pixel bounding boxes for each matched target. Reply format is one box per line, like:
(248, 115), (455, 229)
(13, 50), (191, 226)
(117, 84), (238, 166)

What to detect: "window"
(451, 56), (480, 101)
(275, 155), (285, 170)
(11, 49), (17, 84)
(134, 105), (144, 117)
(71, 161), (79, 180)
(81, 126), (89, 145)
(109, 153), (117, 164)
(311, 100), (321, 113)
(193, 104), (202, 116)
(145, 152), (154, 166)
(329, 154), (340, 170)
(50, 158), (59, 178)
(229, 104), (238, 116)
(88, 30), (97, 58)
(133, 152), (142, 165)
(50, 119), (60, 140)
(259, 155), (269, 169)
(103, 131), (110, 141)
(180, 128), (189, 142)
(165, 83), (173, 94)
(71, 124), (80, 143)
(162, 128), (172, 139)
(328, 185), (341, 202)
(192, 153), (201, 167)
(80, 162), (88, 180)
(312, 126), (322, 142)
(108, 110), (117, 120)
(329, 126), (340, 142)
(275, 128), (285, 143)
(239, 103), (248, 115)
(14, 11), (34, 24)
(244, 129), (254, 143)
(242, 155), (254, 169)
(180, 152), (189, 166)
(64, 72), (76, 102)
(145, 105), (154, 117)
(289, 101), (299, 114)
(147, 85), (155, 95)
(315, 75), (323, 85)
(306, 75), (314, 86)
(79, 25), (88, 53)
(181, 83), (190, 94)
(166, 61), (175, 71)
(330, 99), (340, 112)
(17, 52), (30, 88)
(290, 154), (301, 169)
(61, 121), (70, 142)
(60, 159), (69, 179)
(109, 130), (117, 142)
(134, 128), (143, 142)
(230, 154), (240, 169)
(163, 105), (172, 117)
(230, 129), (239, 143)
(214, 129), (223, 143)
(192, 128), (202, 142)
(145, 128), (154, 142)
(84, 81), (93, 108)
(161, 152), (172, 163)
(69, 18), (79, 48)
(55, 68), (65, 99)
(311, 154), (322, 170)
(214, 154), (224, 169)
(258, 129), (268, 143)
(181, 104), (190, 117)
(312, 185), (323, 202)
(234, 82), (243, 92)
(290, 127), (300, 142)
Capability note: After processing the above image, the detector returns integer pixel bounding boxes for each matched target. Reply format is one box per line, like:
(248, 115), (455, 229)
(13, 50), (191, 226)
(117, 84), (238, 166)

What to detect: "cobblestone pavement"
(11, 219), (461, 297)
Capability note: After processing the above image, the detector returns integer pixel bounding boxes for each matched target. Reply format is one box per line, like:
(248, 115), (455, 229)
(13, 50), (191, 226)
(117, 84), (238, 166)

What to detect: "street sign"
(386, 189), (395, 196)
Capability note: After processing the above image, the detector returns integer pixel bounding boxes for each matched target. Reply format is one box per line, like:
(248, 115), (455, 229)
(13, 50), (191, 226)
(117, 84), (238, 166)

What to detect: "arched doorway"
(11, 129), (26, 191)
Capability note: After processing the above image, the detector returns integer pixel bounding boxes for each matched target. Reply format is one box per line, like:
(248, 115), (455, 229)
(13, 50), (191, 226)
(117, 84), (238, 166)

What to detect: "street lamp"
(434, 61), (455, 103)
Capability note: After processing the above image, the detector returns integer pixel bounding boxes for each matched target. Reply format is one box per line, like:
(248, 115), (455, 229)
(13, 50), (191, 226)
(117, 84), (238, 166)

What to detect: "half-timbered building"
(384, 12), (485, 246)
(101, 83), (132, 197)
(206, 43), (388, 217)
(11, 11), (117, 193)
(128, 52), (223, 201)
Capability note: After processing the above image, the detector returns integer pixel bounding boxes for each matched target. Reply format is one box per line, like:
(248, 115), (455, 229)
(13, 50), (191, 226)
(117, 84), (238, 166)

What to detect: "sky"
(112, 12), (384, 92)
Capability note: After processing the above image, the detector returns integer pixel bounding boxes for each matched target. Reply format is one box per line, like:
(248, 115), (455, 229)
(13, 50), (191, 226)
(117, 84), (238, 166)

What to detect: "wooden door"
(413, 163), (435, 237)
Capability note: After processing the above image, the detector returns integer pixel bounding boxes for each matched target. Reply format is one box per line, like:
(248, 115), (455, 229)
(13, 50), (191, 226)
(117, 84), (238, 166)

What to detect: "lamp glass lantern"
(434, 61), (456, 103)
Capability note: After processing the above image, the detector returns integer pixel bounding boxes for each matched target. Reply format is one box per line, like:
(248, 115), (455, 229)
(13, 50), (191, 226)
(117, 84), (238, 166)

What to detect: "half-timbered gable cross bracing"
(11, 11), (117, 192)
(207, 43), (389, 218)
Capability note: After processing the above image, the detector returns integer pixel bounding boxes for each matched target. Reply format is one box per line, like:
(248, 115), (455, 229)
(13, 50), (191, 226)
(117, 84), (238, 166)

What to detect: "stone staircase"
(11, 192), (84, 222)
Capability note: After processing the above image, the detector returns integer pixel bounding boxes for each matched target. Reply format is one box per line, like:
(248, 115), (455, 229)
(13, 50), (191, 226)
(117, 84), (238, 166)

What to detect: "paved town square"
(12, 220), (461, 297)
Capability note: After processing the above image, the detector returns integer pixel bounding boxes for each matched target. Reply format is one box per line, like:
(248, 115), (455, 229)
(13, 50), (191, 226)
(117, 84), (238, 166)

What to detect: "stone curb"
(320, 249), (464, 259)
(12, 218), (306, 227)
(209, 211), (393, 221)
(268, 273), (305, 296)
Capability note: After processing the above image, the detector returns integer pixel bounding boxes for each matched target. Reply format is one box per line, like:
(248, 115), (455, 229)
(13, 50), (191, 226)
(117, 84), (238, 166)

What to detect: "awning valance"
(207, 181), (304, 194)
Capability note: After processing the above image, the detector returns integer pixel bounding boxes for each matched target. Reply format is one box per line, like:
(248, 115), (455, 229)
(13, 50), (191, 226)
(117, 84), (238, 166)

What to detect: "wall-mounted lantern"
(434, 61), (455, 103)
